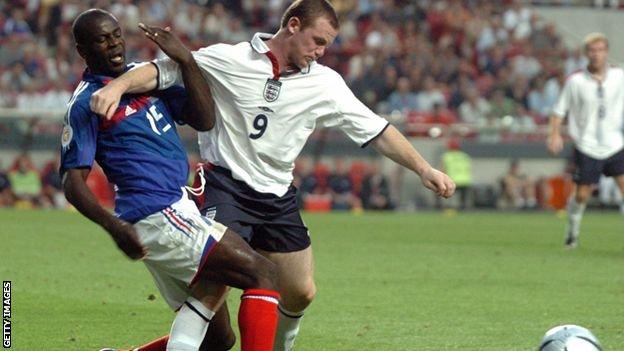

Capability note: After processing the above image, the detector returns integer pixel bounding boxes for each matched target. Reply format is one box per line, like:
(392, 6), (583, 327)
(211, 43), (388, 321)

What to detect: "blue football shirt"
(60, 64), (190, 223)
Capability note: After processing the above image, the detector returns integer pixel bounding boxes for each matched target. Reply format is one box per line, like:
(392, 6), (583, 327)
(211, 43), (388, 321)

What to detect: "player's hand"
(420, 167), (456, 198)
(139, 23), (193, 65)
(90, 81), (127, 120)
(106, 220), (147, 260)
(547, 134), (564, 155)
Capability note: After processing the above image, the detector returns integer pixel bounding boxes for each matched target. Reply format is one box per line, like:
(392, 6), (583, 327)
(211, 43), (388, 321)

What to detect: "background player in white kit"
(548, 32), (624, 248)
(91, 1), (456, 350)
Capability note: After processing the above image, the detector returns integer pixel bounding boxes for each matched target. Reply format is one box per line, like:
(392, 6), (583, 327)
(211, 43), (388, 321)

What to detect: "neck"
(266, 31), (296, 72)
(588, 63), (606, 78)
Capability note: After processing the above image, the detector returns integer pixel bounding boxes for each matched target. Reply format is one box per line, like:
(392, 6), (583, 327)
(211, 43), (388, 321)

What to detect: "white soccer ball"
(538, 325), (602, 351)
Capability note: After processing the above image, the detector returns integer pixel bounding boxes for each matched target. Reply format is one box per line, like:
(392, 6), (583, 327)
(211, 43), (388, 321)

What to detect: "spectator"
(527, 76), (552, 118)
(459, 88), (491, 124)
(41, 157), (65, 208)
(329, 158), (360, 211)
(416, 75), (446, 113)
(489, 89), (516, 120)
(501, 159), (537, 209)
(0, 162), (12, 208)
(440, 139), (472, 210)
(385, 76), (418, 114)
(8, 154), (42, 208)
(361, 160), (393, 210)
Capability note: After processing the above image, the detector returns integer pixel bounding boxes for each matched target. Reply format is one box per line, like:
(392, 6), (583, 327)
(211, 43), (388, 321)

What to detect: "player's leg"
(613, 174), (624, 215)
(602, 149), (624, 215)
(565, 149), (602, 248)
(171, 228), (280, 351)
(565, 184), (592, 248)
(136, 198), (279, 351)
(199, 302), (235, 351)
(256, 247), (315, 351)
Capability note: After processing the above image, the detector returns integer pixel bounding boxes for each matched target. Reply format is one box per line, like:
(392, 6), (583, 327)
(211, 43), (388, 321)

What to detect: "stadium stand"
(1, 0), (614, 210)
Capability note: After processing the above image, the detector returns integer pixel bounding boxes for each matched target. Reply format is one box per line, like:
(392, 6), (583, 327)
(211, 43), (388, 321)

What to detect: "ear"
(286, 16), (301, 35)
(76, 43), (88, 61)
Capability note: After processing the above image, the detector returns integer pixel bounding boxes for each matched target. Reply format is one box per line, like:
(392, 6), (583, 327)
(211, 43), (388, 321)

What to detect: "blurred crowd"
(0, 152), (396, 212)
(0, 153), (114, 209)
(0, 0), (592, 134)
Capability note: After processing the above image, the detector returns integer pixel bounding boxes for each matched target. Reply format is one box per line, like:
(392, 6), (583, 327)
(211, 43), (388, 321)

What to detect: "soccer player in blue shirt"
(61, 9), (281, 351)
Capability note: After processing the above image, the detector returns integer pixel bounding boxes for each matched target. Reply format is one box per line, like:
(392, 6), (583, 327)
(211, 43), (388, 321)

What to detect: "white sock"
(619, 200), (624, 215)
(273, 305), (304, 351)
(167, 297), (215, 351)
(566, 197), (586, 239)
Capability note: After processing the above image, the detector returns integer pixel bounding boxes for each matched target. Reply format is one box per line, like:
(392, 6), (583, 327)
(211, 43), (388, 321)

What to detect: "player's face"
(287, 16), (337, 71)
(80, 17), (126, 76)
(586, 40), (608, 70)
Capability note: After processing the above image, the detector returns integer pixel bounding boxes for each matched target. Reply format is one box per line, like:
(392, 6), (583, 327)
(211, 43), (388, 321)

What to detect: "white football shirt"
(552, 66), (624, 159)
(155, 33), (389, 196)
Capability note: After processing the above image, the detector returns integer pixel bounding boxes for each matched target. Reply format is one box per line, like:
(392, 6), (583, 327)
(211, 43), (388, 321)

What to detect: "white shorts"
(134, 193), (227, 310)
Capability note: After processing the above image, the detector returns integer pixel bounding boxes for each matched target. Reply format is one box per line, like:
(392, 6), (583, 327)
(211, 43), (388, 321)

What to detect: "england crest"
(263, 78), (282, 102)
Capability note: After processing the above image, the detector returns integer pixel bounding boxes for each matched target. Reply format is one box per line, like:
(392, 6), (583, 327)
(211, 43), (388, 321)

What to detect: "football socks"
(167, 297), (215, 351)
(274, 304), (305, 351)
(238, 289), (280, 351)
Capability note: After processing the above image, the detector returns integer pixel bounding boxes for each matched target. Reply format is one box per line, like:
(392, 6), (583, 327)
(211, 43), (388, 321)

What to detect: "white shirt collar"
(249, 32), (314, 75)
(250, 32), (274, 54)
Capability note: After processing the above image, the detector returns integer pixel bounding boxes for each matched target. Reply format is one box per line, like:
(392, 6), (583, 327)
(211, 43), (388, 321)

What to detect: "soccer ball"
(538, 325), (602, 351)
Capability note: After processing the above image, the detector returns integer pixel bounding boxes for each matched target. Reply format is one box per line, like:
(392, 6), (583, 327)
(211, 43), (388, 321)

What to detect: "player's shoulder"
(608, 65), (624, 77)
(66, 80), (97, 117)
(196, 41), (251, 59)
(309, 63), (345, 85)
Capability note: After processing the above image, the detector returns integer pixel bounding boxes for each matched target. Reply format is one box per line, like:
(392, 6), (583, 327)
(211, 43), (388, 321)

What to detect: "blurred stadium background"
(2, 1), (624, 350)
(3, 0), (624, 213)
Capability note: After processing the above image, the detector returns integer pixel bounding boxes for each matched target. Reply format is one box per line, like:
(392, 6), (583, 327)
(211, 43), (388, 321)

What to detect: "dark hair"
(281, 0), (339, 30)
(72, 9), (117, 45)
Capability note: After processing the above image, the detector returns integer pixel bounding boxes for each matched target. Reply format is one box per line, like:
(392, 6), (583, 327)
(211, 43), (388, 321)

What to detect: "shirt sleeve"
(155, 85), (188, 125)
(153, 44), (231, 90)
(552, 77), (573, 118)
(59, 100), (99, 177)
(320, 70), (390, 147)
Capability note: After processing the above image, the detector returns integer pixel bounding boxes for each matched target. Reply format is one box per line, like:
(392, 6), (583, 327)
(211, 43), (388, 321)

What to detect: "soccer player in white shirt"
(548, 32), (624, 249)
(91, 1), (456, 349)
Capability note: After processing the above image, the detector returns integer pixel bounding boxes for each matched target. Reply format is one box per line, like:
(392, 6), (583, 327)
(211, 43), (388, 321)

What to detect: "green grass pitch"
(1, 209), (622, 350)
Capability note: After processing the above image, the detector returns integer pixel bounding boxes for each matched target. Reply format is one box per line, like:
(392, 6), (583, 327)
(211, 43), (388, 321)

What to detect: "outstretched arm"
(371, 125), (455, 198)
(63, 168), (147, 260)
(140, 24), (215, 131)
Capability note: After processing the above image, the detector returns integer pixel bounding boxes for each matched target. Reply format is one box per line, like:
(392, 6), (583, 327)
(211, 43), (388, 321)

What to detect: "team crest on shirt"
(263, 78), (282, 102)
(61, 124), (73, 149)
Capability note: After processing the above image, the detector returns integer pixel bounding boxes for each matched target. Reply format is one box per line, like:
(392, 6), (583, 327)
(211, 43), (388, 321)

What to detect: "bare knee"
(575, 186), (593, 203)
(280, 279), (316, 311)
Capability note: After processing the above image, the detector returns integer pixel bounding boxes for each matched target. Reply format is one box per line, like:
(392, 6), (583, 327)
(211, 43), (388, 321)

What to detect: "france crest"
(263, 78), (281, 102)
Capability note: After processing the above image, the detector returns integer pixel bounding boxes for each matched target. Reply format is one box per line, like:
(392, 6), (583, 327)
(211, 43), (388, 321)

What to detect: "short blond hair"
(583, 32), (609, 50)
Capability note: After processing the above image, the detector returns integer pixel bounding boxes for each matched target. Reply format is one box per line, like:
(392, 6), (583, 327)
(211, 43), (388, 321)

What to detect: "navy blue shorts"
(196, 166), (310, 253)
(571, 147), (624, 185)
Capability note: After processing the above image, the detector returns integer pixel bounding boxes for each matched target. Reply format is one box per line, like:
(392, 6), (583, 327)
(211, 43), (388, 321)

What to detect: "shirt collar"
(584, 65), (612, 82)
(250, 32), (273, 54)
(250, 32), (313, 76)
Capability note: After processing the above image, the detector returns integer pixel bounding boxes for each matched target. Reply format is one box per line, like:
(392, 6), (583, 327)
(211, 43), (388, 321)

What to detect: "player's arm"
(63, 168), (147, 260)
(90, 63), (158, 120)
(547, 77), (572, 155)
(371, 125), (455, 198)
(139, 24), (216, 131)
(547, 114), (565, 155)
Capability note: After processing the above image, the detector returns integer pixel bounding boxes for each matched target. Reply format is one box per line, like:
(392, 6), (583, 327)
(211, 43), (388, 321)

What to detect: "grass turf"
(0, 209), (622, 350)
